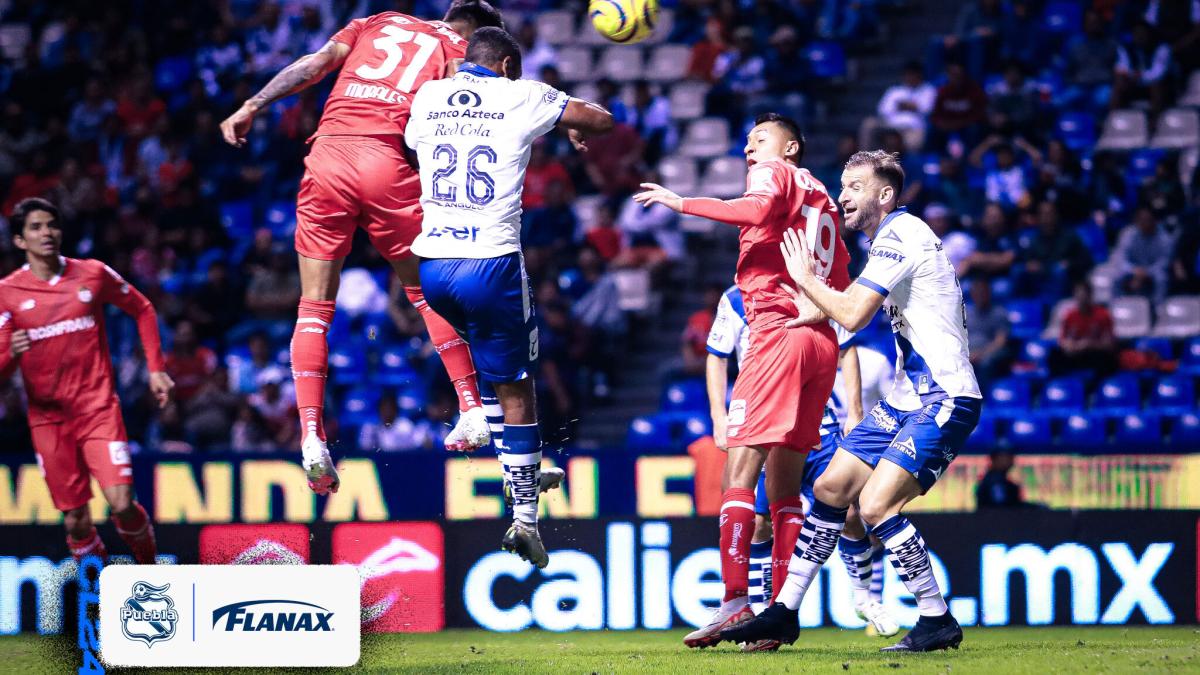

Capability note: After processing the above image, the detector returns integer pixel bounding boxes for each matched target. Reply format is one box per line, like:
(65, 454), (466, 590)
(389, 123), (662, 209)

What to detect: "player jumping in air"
(219, 1), (506, 495)
(703, 284), (898, 651)
(0, 198), (174, 564)
(405, 28), (613, 567)
(721, 150), (982, 652)
(637, 113), (852, 647)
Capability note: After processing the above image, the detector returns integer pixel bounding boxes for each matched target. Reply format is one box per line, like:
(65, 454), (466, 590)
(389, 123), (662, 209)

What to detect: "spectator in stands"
(879, 128), (924, 206)
(584, 202), (623, 262)
(196, 24), (245, 98)
(959, 203), (1016, 279)
(615, 182), (682, 275)
(975, 452), (1023, 508)
(1052, 281), (1117, 376)
(969, 135), (1041, 211)
(518, 22), (557, 82)
(244, 244), (301, 321)
(1140, 157), (1187, 220)
(184, 367), (239, 449)
(1112, 21), (1172, 115)
(929, 155), (979, 221)
(815, 133), (858, 200)
(165, 320), (218, 404)
(945, 0), (1008, 77)
(116, 71), (166, 139)
(231, 400), (273, 452)
(522, 139), (572, 211)
(681, 284), (723, 376)
(571, 247), (627, 400)
(876, 61), (936, 151)
(986, 61), (1039, 139)
(926, 203), (975, 271)
(1000, 0), (1043, 68)
(229, 332), (275, 395)
(2, 150), (58, 215)
(1115, 206), (1175, 303)
(1171, 218), (1200, 294)
(188, 260), (244, 344)
(965, 280), (1011, 387)
(629, 80), (673, 165)
(1085, 151), (1130, 215)
(761, 26), (808, 124)
(1061, 10), (1118, 112)
(929, 60), (988, 154)
(523, 181), (577, 277)
(1016, 201), (1093, 297)
(1143, 0), (1200, 71)
(709, 26), (767, 128)
(359, 394), (430, 452)
(596, 78), (630, 125)
(248, 365), (297, 448)
(1030, 141), (1086, 222)
(687, 18), (728, 83)
(67, 78), (115, 145)
(582, 122), (644, 197)
(534, 281), (579, 440)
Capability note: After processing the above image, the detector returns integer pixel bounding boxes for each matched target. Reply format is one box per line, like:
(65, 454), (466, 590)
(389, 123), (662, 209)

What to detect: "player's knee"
(813, 474), (852, 508)
(63, 507), (92, 538)
(107, 491), (135, 517)
(856, 491), (899, 528)
(753, 514), (773, 542)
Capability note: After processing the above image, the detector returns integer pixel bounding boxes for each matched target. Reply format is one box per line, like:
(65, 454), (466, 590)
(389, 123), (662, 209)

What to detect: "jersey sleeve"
(680, 163), (779, 226)
(856, 238), (915, 298)
(522, 81), (571, 140)
(405, 90), (429, 149)
(329, 17), (366, 48)
(705, 294), (742, 357)
(96, 262), (166, 371)
(0, 302), (14, 379)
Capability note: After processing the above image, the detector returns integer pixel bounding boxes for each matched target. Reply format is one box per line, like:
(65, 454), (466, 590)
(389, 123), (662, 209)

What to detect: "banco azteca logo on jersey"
(120, 581), (179, 647)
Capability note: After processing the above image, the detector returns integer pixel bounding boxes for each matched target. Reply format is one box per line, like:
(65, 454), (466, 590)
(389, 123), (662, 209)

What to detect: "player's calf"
(111, 501), (157, 565)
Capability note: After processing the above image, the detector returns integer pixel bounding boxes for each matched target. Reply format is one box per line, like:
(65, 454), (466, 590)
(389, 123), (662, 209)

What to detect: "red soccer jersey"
(0, 257), (165, 425)
(314, 12), (467, 139)
(682, 159), (850, 329)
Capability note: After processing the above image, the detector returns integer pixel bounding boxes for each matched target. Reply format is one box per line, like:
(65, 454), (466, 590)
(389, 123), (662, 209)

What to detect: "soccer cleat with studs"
(718, 602), (800, 647)
(301, 436), (339, 496)
(880, 612), (963, 653)
(444, 406), (492, 452)
(856, 599), (901, 638)
(683, 597), (754, 648)
(501, 520), (549, 568)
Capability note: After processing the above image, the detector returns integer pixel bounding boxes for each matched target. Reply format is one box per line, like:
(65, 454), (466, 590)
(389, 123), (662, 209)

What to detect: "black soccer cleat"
(718, 602), (800, 646)
(880, 612), (963, 653)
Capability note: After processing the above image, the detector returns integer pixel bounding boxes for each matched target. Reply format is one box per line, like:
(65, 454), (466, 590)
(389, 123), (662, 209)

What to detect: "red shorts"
(31, 403), (131, 511)
(726, 322), (838, 451)
(295, 135), (422, 261)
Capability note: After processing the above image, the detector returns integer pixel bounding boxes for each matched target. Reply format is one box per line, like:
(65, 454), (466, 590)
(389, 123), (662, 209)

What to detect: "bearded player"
(636, 113), (850, 647)
(219, 1), (505, 495)
(0, 198), (173, 564)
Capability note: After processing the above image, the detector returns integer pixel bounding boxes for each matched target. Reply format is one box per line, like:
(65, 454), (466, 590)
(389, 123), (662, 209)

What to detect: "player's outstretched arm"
(635, 183), (773, 226)
(220, 41), (351, 147)
(781, 228), (884, 332)
(559, 99), (615, 151)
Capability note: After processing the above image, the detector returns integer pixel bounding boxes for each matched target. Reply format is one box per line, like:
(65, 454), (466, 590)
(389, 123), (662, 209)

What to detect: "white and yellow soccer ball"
(588, 0), (659, 44)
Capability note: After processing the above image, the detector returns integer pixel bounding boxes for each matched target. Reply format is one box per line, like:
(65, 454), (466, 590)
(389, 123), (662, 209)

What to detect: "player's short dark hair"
(845, 150), (905, 194)
(465, 26), (521, 70)
(754, 112), (805, 163)
(10, 197), (59, 233)
(444, 0), (505, 32)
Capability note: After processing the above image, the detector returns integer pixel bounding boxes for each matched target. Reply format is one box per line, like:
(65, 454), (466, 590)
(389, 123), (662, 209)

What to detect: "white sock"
(876, 515), (947, 617)
(776, 500), (847, 611)
(838, 534), (874, 608)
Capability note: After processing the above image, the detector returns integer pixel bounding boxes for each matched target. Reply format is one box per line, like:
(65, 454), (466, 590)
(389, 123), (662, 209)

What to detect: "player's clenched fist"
(10, 329), (30, 357)
(148, 371), (175, 409)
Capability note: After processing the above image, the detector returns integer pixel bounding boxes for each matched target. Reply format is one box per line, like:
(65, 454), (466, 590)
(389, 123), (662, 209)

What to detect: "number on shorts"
(354, 22), (440, 93)
(800, 204), (837, 279)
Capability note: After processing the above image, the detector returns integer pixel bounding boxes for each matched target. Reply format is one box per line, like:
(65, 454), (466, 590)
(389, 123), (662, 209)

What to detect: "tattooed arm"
(220, 40), (351, 147)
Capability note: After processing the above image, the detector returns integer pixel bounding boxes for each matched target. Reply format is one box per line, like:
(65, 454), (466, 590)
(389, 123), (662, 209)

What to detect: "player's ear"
(12, 233), (25, 252)
(878, 184), (894, 206)
(785, 139), (800, 160)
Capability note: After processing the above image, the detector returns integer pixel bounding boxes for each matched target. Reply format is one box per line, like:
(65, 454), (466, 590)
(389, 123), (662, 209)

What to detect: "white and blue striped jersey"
(405, 63), (570, 259)
(705, 285), (749, 367)
(855, 207), (982, 411)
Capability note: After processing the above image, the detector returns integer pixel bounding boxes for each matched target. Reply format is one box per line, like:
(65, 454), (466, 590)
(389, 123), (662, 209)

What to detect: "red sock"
(291, 298), (335, 443)
(405, 286), (480, 411)
(67, 527), (108, 563)
(770, 496), (806, 603)
(719, 487), (757, 602)
(113, 502), (157, 565)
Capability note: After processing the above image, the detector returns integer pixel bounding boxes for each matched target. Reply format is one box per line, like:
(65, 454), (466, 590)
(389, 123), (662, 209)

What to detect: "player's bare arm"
(220, 41), (351, 147)
(840, 344), (863, 432)
(781, 227), (883, 332)
(634, 182), (775, 227)
(559, 99), (615, 152)
(705, 353), (730, 450)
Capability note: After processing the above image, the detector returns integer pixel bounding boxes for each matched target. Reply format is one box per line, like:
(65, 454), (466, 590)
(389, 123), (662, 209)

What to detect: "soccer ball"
(588, 0), (659, 44)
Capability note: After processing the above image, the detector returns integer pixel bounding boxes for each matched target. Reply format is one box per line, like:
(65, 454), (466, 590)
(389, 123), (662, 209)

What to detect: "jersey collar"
(458, 62), (501, 78)
(21, 255), (66, 285)
(870, 207), (907, 243)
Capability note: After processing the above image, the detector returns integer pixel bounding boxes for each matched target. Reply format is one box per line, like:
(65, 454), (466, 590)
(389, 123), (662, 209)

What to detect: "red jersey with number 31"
(314, 12), (467, 139)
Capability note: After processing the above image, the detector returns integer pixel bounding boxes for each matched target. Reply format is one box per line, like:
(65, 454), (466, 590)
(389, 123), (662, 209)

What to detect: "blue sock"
(497, 423), (541, 524)
(869, 542), (885, 604)
(748, 538), (773, 613)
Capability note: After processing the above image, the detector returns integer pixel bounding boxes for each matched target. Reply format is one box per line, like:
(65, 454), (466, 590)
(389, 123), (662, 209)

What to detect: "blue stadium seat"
(1006, 300), (1044, 340)
(627, 415), (675, 451)
(220, 200), (254, 239)
(678, 414), (712, 446)
(805, 42), (847, 79)
(265, 201), (297, 237)
(1042, 376), (1086, 414)
(361, 311), (398, 343)
(1135, 336), (1174, 361)
(1093, 373), (1141, 414)
(1112, 413), (1162, 446)
(1060, 413), (1107, 447)
(396, 386), (426, 418)
(1043, 1), (1082, 34)
(661, 378), (708, 413)
(1020, 338), (1054, 377)
(989, 377), (1031, 417)
(967, 414), (997, 449)
(1170, 412), (1200, 446)
(1074, 223), (1108, 264)
(340, 387), (380, 427)
(1057, 112), (1096, 151)
(1181, 337), (1200, 375)
(154, 55), (193, 92)
(373, 345), (420, 386)
(329, 341), (368, 385)
(991, 275), (1014, 301)
(1007, 416), (1052, 447)
(1149, 374), (1195, 415)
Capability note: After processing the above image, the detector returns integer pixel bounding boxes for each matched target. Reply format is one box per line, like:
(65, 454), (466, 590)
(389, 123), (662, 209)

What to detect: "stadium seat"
(1096, 109), (1148, 151)
(265, 201), (296, 237)
(643, 8), (674, 45)
(0, 24), (31, 61)
(1093, 373), (1141, 414)
(1043, 1), (1082, 33)
(1151, 296), (1200, 338)
(669, 82), (709, 121)
(1180, 71), (1200, 107)
(1150, 108), (1200, 150)
(1089, 265), (1117, 303)
(1180, 337), (1200, 375)
(679, 118), (730, 158)
(991, 276), (1014, 301)
(1074, 223), (1108, 264)
(989, 377), (1031, 417)
(154, 55), (193, 93)
(1112, 413), (1161, 446)
(1056, 111), (1096, 151)
(329, 341), (368, 386)
(572, 194), (605, 229)
(219, 200), (254, 239)
(556, 47), (593, 82)
(678, 414), (712, 446)
(613, 268), (653, 311)
(967, 414), (997, 449)
(1134, 336), (1173, 361)
(661, 377), (707, 412)
(1042, 375), (1086, 414)
(804, 42), (847, 80)
(700, 156), (749, 198)
(627, 415), (675, 451)
(1019, 338), (1054, 376)
(645, 44), (691, 83)
(1060, 413), (1106, 447)
(658, 155), (699, 194)
(597, 45), (645, 82)
(1006, 299), (1044, 341)
(1170, 412), (1200, 445)
(1149, 374), (1195, 415)
(1126, 149), (1166, 186)
(536, 10), (576, 46)
(340, 387), (380, 427)
(1041, 298), (1074, 339)
(1110, 296), (1152, 339)
(1007, 416), (1052, 447)
(373, 345), (420, 387)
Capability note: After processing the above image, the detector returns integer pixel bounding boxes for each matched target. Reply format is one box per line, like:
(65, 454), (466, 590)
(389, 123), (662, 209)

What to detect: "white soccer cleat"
(444, 406), (492, 452)
(856, 600), (900, 638)
(301, 436), (340, 496)
(683, 596), (753, 649)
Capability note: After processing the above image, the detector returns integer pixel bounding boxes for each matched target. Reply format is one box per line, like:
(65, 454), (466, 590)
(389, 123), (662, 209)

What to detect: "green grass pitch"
(2, 627), (1198, 673)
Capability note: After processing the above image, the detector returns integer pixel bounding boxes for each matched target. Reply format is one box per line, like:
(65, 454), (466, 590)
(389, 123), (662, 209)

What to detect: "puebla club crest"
(120, 581), (179, 647)
(77, 286), (92, 303)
